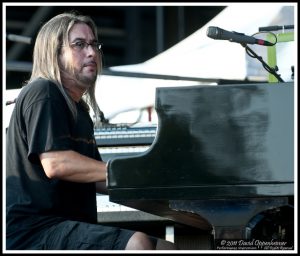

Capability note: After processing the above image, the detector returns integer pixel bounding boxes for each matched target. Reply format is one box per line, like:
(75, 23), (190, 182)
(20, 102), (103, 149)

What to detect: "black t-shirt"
(6, 78), (101, 246)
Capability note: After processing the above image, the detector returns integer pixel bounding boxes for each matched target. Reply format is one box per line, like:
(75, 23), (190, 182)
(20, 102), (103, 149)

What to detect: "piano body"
(107, 82), (294, 245)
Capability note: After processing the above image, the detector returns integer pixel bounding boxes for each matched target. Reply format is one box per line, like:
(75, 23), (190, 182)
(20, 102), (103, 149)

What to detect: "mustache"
(83, 61), (97, 68)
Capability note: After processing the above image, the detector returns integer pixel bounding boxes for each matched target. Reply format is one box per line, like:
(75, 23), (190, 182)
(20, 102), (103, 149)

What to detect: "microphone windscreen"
(206, 26), (219, 39)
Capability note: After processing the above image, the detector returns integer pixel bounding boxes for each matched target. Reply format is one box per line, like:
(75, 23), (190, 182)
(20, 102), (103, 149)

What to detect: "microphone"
(207, 26), (273, 46)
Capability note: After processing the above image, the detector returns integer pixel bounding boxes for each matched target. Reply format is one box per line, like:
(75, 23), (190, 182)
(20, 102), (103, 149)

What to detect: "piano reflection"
(107, 82), (294, 246)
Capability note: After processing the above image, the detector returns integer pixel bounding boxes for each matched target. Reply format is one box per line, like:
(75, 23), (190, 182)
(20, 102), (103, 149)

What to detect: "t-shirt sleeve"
(24, 96), (73, 164)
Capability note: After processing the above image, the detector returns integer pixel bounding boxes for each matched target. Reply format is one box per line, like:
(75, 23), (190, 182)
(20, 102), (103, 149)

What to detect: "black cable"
(252, 31), (277, 46)
(243, 44), (284, 83)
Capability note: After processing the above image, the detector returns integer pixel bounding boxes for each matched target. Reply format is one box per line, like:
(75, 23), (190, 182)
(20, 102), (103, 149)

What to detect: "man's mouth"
(84, 61), (97, 68)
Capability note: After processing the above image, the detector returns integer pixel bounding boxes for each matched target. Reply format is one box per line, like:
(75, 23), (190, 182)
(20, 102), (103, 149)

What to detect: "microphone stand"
(241, 43), (284, 83)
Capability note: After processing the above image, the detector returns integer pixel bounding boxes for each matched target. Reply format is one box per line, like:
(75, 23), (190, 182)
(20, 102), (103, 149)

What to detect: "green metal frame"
(267, 31), (294, 83)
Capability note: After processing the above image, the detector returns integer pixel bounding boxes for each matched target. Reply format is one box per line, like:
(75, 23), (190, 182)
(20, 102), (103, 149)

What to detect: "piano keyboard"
(96, 194), (168, 224)
(95, 124), (153, 212)
(95, 124), (170, 224)
(99, 145), (149, 162)
(96, 123), (156, 162)
(99, 145), (150, 154)
(97, 194), (137, 212)
(94, 123), (157, 146)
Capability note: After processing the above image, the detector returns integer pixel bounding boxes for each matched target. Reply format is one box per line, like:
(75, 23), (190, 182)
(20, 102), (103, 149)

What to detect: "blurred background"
(5, 4), (225, 89)
(4, 3), (296, 125)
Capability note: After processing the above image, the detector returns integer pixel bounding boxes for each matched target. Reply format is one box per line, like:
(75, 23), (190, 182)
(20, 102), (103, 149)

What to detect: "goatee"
(76, 74), (97, 88)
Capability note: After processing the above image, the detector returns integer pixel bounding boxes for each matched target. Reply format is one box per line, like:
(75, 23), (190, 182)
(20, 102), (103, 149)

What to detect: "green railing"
(267, 31), (294, 83)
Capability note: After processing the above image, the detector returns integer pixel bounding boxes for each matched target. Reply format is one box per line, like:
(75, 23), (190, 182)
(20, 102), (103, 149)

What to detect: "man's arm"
(40, 150), (106, 183)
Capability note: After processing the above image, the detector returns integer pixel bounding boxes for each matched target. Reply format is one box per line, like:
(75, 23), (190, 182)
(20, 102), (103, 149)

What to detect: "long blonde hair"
(28, 12), (104, 126)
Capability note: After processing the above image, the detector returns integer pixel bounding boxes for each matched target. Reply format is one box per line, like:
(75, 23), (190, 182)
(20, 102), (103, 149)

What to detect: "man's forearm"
(40, 150), (107, 183)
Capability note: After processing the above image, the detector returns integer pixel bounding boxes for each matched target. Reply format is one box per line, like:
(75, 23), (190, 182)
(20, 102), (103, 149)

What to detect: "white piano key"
(96, 194), (137, 212)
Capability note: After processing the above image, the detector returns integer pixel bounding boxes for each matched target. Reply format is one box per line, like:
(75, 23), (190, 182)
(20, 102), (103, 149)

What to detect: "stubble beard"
(75, 71), (97, 89)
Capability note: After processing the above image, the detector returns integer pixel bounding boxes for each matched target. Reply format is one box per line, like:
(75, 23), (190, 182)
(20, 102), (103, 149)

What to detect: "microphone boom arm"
(241, 43), (284, 83)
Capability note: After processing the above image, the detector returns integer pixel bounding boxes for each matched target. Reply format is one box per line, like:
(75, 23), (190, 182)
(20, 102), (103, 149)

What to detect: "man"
(6, 12), (175, 250)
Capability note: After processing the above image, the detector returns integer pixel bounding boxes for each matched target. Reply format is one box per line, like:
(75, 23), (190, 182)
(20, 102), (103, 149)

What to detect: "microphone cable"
(244, 31), (278, 77)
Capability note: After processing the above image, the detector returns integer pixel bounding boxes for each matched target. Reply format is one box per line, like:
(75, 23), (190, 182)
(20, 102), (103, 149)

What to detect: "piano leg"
(169, 197), (291, 248)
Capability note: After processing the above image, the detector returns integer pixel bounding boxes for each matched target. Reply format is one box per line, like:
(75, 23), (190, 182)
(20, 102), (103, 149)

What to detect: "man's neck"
(62, 79), (86, 103)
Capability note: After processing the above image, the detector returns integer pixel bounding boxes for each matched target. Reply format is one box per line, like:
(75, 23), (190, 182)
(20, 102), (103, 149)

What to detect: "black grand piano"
(107, 82), (294, 248)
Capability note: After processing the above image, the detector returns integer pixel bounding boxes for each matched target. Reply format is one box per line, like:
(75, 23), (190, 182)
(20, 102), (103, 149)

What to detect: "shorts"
(38, 220), (136, 250)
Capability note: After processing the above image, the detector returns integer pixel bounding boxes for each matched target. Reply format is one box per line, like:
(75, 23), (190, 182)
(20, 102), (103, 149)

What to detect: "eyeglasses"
(69, 40), (102, 52)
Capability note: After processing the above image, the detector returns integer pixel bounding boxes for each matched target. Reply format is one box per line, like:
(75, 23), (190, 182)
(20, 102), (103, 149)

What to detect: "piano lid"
(107, 82), (294, 200)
